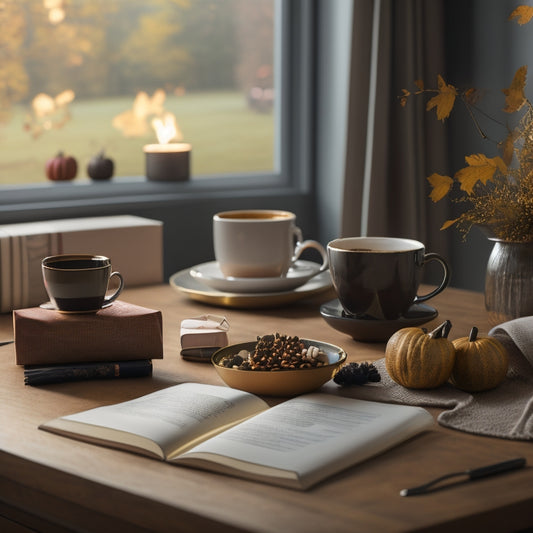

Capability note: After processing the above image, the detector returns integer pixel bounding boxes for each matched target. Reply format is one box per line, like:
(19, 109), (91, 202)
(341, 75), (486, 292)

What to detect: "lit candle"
(144, 112), (191, 181)
(143, 142), (191, 181)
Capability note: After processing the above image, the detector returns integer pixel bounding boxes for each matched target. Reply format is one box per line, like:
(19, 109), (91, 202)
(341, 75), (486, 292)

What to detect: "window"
(0, 0), (277, 185)
(0, 0), (318, 263)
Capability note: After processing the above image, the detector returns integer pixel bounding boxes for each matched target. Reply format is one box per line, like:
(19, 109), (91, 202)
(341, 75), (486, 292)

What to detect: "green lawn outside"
(0, 91), (275, 185)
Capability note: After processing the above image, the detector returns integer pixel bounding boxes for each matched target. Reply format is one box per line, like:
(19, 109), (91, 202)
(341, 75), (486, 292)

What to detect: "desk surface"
(1, 284), (532, 533)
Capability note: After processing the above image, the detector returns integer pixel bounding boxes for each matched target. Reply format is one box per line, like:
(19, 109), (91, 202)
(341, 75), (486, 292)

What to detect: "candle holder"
(143, 143), (191, 182)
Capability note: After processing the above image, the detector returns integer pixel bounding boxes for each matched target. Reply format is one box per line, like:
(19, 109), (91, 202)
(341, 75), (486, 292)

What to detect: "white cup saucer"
(189, 260), (326, 293)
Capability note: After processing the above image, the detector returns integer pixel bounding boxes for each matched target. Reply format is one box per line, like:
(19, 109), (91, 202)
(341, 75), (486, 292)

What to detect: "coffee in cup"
(213, 210), (328, 278)
(327, 237), (450, 320)
(42, 254), (124, 313)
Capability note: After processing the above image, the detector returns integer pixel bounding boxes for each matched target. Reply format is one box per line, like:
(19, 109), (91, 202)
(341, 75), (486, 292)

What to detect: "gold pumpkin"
(450, 327), (508, 392)
(385, 320), (455, 389)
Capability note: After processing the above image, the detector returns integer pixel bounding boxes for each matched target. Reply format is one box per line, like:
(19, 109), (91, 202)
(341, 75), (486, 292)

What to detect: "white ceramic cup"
(213, 210), (328, 278)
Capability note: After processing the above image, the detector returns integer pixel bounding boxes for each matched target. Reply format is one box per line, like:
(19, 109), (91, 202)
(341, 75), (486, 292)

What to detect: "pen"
(400, 457), (527, 496)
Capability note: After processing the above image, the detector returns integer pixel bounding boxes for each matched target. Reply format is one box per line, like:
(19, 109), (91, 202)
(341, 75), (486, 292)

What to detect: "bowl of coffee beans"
(212, 333), (347, 396)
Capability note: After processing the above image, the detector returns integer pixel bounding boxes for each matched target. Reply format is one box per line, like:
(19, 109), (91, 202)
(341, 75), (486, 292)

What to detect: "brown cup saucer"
(39, 301), (113, 314)
(320, 299), (438, 343)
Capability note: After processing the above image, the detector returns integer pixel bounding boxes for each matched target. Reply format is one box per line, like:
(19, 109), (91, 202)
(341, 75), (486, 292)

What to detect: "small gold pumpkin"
(385, 320), (455, 389)
(449, 327), (508, 392)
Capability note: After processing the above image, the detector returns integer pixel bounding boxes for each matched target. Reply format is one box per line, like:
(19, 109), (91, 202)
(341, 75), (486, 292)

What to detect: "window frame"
(0, 0), (316, 224)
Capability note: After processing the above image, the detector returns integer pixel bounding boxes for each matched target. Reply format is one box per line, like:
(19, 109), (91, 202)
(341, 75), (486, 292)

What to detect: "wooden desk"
(1, 285), (532, 533)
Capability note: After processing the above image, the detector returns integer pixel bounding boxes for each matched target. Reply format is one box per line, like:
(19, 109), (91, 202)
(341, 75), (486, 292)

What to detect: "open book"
(40, 382), (433, 490)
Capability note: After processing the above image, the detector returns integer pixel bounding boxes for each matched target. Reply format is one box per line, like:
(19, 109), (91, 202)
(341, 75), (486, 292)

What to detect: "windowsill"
(0, 173), (310, 225)
(0, 174), (298, 207)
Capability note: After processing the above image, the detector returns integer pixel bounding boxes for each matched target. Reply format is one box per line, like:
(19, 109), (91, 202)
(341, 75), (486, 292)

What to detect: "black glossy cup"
(42, 254), (124, 313)
(327, 237), (450, 320)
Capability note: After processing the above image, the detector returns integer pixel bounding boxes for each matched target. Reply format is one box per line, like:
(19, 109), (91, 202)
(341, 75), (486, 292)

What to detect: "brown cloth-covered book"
(14, 300), (163, 365)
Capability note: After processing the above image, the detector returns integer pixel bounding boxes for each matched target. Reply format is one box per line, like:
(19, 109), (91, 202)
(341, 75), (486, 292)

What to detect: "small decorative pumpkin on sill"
(87, 149), (114, 181)
(449, 327), (509, 392)
(385, 320), (455, 389)
(45, 152), (78, 181)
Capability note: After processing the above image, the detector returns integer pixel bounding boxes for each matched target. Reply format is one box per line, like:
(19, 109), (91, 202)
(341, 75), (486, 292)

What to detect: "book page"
(175, 394), (433, 489)
(40, 383), (269, 459)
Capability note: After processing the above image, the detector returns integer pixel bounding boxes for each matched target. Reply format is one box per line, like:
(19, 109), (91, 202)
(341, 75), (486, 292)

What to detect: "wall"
(315, 0), (354, 246)
(445, 0), (520, 291)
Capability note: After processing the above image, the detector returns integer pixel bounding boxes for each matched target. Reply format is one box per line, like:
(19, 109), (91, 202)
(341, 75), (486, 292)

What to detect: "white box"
(0, 215), (163, 312)
(180, 315), (230, 351)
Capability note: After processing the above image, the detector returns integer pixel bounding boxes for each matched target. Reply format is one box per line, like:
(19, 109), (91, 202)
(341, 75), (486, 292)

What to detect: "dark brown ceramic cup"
(42, 254), (124, 313)
(327, 237), (450, 320)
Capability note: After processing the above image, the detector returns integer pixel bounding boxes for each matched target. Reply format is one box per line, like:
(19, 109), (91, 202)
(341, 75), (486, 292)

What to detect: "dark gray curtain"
(342, 0), (451, 263)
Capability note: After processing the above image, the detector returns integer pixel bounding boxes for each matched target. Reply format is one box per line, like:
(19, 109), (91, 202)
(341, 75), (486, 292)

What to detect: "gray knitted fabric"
(324, 316), (533, 441)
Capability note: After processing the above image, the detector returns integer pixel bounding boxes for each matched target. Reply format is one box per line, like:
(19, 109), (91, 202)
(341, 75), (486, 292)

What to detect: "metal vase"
(485, 239), (533, 326)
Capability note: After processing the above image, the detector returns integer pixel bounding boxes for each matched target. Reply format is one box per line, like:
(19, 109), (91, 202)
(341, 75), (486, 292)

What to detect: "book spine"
(0, 233), (11, 313)
(24, 360), (152, 386)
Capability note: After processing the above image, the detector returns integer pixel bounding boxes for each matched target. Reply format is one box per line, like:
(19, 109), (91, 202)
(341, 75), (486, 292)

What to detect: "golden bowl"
(211, 339), (347, 396)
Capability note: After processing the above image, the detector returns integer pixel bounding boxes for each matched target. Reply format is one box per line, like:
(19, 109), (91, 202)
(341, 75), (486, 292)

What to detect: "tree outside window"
(0, 0), (275, 185)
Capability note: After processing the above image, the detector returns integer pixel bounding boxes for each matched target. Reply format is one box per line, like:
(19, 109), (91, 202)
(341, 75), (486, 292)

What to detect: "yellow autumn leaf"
(427, 173), (454, 202)
(426, 75), (457, 121)
(502, 66), (527, 113)
(465, 153), (507, 175)
(414, 79), (424, 91)
(509, 5), (533, 25)
(463, 87), (482, 105)
(440, 218), (459, 231)
(455, 154), (507, 194)
(501, 131), (517, 166)
(399, 89), (411, 107)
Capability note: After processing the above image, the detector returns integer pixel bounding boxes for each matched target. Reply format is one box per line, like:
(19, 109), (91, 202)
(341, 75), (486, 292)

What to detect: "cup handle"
(292, 240), (329, 272)
(103, 271), (124, 305)
(414, 253), (451, 304)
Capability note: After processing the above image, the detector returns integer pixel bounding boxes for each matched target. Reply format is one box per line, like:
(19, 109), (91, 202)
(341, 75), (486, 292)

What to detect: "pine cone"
(333, 362), (381, 386)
